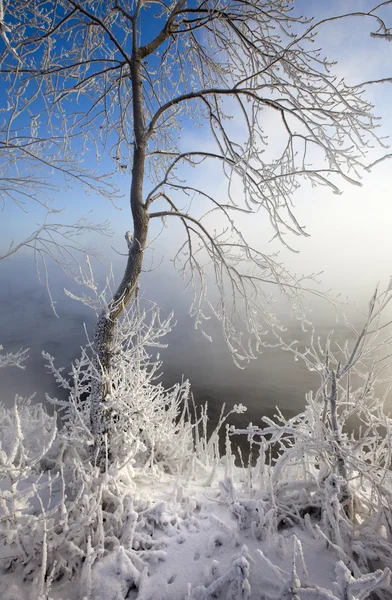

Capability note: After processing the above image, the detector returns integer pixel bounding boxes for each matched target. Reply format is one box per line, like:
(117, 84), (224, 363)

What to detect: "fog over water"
(0, 252), (375, 436)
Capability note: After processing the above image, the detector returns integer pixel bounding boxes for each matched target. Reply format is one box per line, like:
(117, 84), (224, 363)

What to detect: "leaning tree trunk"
(90, 47), (149, 461)
(328, 370), (353, 521)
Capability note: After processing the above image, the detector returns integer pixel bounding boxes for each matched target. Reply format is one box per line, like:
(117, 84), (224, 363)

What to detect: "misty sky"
(1, 0), (392, 422)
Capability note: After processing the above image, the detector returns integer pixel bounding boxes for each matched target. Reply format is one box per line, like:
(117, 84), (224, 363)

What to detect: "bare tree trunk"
(90, 46), (149, 458)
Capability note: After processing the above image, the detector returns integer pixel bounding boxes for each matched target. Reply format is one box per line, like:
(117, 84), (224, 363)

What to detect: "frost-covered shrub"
(0, 397), (56, 475)
(0, 398), (58, 594)
(44, 259), (194, 473)
(232, 284), (392, 585)
(45, 302), (193, 473)
(0, 278), (196, 590)
(17, 304), (194, 585)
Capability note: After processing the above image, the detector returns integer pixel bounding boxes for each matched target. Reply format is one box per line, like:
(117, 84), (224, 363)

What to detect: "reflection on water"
(161, 318), (360, 434)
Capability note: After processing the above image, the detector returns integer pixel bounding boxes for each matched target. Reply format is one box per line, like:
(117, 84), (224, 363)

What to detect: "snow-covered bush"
(45, 304), (193, 474)
(43, 258), (194, 473)
(15, 303), (192, 587)
(232, 284), (392, 590)
(0, 398), (59, 597)
(0, 267), (196, 591)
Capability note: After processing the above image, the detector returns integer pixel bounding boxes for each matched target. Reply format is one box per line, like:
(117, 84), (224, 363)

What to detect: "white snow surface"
(109, 472), (339, 600)
(0, 464), (390, 600)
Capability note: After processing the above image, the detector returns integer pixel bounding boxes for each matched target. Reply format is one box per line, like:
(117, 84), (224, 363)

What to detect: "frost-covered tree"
(1, 0), (391, 454)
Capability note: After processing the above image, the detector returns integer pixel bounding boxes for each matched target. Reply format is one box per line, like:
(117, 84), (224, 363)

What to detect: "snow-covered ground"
(1, 458), (390, 600)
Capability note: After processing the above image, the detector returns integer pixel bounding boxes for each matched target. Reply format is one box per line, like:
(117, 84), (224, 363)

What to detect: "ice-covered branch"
(0, 345), (28, 370)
